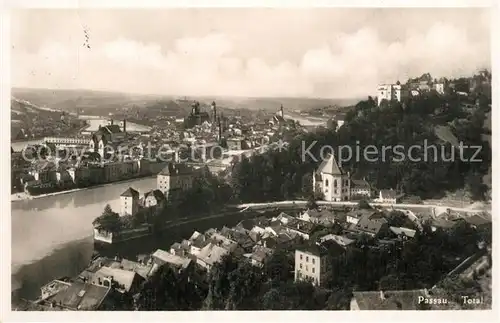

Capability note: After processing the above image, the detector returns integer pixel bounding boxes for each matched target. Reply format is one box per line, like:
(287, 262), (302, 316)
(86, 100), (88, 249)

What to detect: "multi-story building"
(350, 179), (371, 199)
(294, 245), (329, 287)
(120, 187), (139, 216)
(102, 160), (140, 183)
(376, 83), (408, 106)
(294, 241), (346, 287)
(89, 123), (126, 158)
(143, 189), (165, 208)
(157, 162), (196, 200)
(313, 153), (351, 201)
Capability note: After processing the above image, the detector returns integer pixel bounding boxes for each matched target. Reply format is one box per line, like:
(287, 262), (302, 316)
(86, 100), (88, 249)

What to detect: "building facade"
(294, 248), (328, 286)
(120, 187), (139, 216)
(313, 153), (351, 201)
(377, 83), (408, 106)
(157, 163), (196, 200)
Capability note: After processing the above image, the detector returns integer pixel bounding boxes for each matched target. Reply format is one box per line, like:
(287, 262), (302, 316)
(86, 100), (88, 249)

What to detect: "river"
(11, 177), (156, 302)
(11, 176), (254, 305)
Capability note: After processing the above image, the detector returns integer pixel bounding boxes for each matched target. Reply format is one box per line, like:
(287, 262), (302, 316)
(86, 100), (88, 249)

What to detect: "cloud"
(12, 22), (490, 98)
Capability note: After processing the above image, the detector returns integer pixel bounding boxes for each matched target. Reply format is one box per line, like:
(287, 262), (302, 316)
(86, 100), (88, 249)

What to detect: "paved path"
(235, 200), (490, 216)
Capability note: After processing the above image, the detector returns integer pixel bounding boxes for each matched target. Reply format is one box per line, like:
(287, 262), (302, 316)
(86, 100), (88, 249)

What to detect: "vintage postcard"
(1, 0), (497, 321)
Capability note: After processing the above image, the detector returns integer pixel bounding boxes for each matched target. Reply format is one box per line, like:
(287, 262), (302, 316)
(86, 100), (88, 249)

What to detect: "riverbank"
(11, 175), (157, 203)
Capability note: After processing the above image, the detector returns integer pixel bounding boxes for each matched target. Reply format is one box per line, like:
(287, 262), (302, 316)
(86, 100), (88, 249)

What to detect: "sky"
(11, 8), (491, 99)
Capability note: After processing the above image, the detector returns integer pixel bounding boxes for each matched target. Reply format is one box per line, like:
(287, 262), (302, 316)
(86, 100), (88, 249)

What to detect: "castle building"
(157, 163), (196, 200)
(313, 153), (351, 201)
(376, 83), (408, 106)
(120, 187), (139, 216)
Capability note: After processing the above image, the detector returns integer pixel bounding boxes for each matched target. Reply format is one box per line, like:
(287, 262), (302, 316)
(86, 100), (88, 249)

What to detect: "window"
(312, 268), (315, 273)
(325, 179), (329, 186)
(312, 258), (315, 264)
(300, 254), (303, 260)
(306, 256), (309, 262)
(300, 263), (302, 269)
(306, 266), (308, 272)
(334, 179), (337, 187)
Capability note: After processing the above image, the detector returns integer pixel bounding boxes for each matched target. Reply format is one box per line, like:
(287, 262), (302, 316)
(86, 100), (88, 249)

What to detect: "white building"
(434, 83), (445, 95)
(294, 248), (328, 286)
(313, 153), (351, 201)
(294, 242), (345, 287)
(120, 187), (139, 216)
(375, 189), (404, 204)
(377, 83), (408, 106)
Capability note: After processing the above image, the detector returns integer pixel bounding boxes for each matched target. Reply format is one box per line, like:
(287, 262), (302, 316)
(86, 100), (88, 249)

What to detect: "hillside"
(12, 88), (359, 114)
(11, 98), (85, 140)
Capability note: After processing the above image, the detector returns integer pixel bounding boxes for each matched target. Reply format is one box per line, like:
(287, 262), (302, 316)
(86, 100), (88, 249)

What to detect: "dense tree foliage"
(92, 204), (122, 232)
(230, 91), (491, 202)
(129, 215), (489, 311)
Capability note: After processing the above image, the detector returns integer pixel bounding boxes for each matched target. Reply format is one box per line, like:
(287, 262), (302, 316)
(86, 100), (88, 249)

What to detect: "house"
(285, 219), (316, 240)
(298, 209), (339, 226)
(318, 234), (355, 247)
(151, 249), (193, 274)
(430, 218), (460, 232)
(120, 187), (139, 216)
(157, 162), (196, 200)
(351, 289), (441, 310)
(226, 137), (246, 151)
(89, 123), (126, 158)
(463, 214), (491, 230)
(143, 189), (165, 208)
(352, 212), (389, 238)
(208, 232), (240, 253)
(389, 226), (417, 240)
(189, 233), (210, 256)
(346, 209), (377, 225)
(29, 160), (57, 183)
(196, 243), (230, 272)
(169, 240), (191, 257)
(274, 212), (296, 225)
(219, 227), (255, 252)
(350, 179), (371, 199)
(375, 189), (404, 204)
(313, 153), (351, 202)
(89, 266), (144, 295)
(245, 245), (274, 268)
(294, 241), (345, 287)
(39, 280), (114, 310)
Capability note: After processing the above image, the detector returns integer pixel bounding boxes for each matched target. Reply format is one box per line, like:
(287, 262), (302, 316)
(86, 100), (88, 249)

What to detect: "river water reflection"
(11, 177), (157, 302)
(11, 176), (254, 304)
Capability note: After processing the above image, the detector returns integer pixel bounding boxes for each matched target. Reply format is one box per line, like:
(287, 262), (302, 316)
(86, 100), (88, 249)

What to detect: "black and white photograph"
(2, 1), (496, 318)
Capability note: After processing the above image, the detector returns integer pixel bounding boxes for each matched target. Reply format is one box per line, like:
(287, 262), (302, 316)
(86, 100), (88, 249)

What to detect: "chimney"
(280, 104), (284, 118)
(110, 119), (114, 125)
(380, 290), (385, 300)
(123, 119), (127, 133)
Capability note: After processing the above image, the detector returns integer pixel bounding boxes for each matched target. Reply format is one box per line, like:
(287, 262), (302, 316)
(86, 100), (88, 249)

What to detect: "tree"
(263, 249), (294, 283)
(357, 199), (371, 209)
(92, 204), (122, 232)
(306, 194), (319, 210)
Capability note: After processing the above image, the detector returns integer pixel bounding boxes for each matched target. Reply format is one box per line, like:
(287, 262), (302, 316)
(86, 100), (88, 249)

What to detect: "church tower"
(313, 153), (350, 201)
(211, 101), (217, 124)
